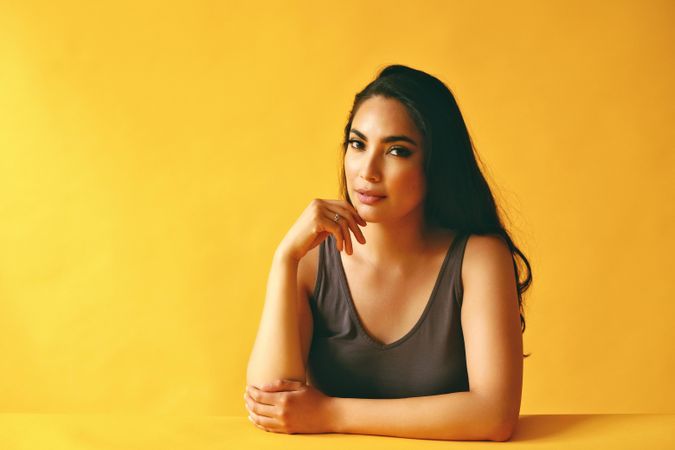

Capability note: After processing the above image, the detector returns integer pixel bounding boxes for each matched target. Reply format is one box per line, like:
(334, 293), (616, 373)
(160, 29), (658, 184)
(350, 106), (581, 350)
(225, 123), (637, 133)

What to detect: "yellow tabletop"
(1, 414), (674, 449)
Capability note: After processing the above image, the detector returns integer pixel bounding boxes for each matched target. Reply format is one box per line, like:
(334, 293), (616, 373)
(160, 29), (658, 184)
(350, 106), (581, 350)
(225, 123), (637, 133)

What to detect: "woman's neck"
(345, 211), (448, 271)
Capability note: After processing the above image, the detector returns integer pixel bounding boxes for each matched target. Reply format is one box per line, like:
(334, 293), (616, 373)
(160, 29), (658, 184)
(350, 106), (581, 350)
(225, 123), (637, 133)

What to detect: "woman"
(245, 64), (532, 441)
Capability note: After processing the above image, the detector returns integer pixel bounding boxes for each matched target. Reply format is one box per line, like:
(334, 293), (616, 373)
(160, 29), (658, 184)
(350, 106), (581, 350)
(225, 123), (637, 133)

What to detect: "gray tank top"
(307, 232), (471, 399)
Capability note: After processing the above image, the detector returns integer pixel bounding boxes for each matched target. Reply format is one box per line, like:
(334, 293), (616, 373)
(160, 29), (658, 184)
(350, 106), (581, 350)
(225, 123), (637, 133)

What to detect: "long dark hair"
(338, 64), (532, 358)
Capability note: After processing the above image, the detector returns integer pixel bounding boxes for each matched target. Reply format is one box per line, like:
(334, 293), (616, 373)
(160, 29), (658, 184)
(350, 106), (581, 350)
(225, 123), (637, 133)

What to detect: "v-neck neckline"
(332, 232), (461, 350)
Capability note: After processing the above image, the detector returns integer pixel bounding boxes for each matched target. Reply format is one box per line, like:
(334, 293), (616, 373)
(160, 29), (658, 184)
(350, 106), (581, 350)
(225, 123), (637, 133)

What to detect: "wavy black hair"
(338, 64), (532, 358)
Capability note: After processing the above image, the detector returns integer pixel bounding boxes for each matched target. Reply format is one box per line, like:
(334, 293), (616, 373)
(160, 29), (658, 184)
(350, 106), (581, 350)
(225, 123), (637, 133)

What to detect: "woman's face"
(345, 95), (426, 224)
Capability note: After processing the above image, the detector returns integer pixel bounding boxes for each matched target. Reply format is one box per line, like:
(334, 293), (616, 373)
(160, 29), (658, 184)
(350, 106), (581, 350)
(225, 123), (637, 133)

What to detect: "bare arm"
(246, 249), (306, 387)
(246, 198), (362, 390)
(329, 235), (523, 441)
(331, 391), (507, 441)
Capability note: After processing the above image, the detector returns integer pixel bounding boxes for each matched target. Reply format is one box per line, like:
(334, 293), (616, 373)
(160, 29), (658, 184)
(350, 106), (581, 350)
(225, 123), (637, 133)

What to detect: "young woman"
(245, 64), (532, 441)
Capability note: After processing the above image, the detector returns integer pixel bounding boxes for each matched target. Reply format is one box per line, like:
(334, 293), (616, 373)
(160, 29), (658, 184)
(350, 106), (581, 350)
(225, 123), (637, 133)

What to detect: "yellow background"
(1, 0), (673, 417)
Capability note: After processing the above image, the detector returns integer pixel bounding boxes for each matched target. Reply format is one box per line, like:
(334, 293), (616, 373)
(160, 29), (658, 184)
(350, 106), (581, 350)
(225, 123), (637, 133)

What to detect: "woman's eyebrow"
(349, 128), (418, 147)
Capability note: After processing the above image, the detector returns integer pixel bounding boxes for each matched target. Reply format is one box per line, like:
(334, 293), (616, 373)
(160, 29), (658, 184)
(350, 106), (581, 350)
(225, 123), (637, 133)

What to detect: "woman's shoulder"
(463, 233), (510, 259)
(461, 233), (514, 286)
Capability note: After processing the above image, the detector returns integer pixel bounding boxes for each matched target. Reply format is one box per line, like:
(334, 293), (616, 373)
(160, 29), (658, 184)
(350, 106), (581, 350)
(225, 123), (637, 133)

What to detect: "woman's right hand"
(277, 199), (367, 262)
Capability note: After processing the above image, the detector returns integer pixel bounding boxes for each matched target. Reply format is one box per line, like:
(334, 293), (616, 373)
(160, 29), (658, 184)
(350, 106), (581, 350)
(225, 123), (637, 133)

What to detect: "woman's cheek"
(396, 171), (426, 207)
(344, 157), (359, 181)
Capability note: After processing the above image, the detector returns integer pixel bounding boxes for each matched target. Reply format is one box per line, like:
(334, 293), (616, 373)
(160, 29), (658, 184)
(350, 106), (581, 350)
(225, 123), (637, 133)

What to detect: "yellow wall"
(1, 0), (673, 415)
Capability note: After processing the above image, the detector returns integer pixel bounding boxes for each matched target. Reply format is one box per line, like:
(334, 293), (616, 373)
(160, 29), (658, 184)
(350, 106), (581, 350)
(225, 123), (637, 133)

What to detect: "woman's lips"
(357, 192), (386, 205)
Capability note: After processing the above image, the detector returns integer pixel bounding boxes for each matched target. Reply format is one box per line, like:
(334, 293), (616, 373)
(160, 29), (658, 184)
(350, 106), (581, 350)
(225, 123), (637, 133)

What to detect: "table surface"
(1, 413), (674, 449)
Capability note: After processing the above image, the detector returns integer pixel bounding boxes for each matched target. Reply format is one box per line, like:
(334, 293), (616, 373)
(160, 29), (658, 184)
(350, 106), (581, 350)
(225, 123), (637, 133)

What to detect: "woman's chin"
(356, 210), (380, 223)
(353, 201), (386, 222)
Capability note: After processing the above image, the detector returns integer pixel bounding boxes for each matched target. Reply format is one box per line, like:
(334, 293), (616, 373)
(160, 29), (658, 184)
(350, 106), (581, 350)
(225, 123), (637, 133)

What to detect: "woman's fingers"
(260, 379), (305, 392)
(246, 388), (284, 433)
(325, 201), (367, 245)
(247, 386), (280, 406)
(249, 410), (279, 431)
(245, 391), (277, 418)
(325, 211), (353, 254)
(337, 215), (353, 255)
(321, 214), (343, 252)
(347, 214), (367, 245)
(334, 208), (366, 246)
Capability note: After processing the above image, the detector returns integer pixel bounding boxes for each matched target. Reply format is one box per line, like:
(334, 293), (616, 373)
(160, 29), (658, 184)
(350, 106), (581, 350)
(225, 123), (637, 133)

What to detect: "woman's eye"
(348, 139), (411, 158)
(389, 147), (411, 157)
(348, 139), (364, 150)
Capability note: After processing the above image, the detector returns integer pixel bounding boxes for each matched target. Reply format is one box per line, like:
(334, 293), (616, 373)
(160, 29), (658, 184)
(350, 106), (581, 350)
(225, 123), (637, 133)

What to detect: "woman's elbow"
(489, 416), (518, 442)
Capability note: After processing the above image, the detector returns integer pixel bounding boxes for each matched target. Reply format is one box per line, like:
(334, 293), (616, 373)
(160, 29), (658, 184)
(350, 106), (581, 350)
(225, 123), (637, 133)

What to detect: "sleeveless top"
(307, 232), (471, 399)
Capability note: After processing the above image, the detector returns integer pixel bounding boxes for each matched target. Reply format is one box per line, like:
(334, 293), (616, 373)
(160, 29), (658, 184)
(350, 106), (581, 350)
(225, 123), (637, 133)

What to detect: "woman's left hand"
(244, 379), (336, 434)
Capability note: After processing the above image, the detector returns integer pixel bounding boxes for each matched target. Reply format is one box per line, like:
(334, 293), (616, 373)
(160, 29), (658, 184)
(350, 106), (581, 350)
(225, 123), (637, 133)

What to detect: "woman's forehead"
(351, 97), (423, 145)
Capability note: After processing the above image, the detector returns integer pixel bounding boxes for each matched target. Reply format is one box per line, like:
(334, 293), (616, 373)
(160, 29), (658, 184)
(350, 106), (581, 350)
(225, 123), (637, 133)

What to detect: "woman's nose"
(359, 153), (381, 182)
